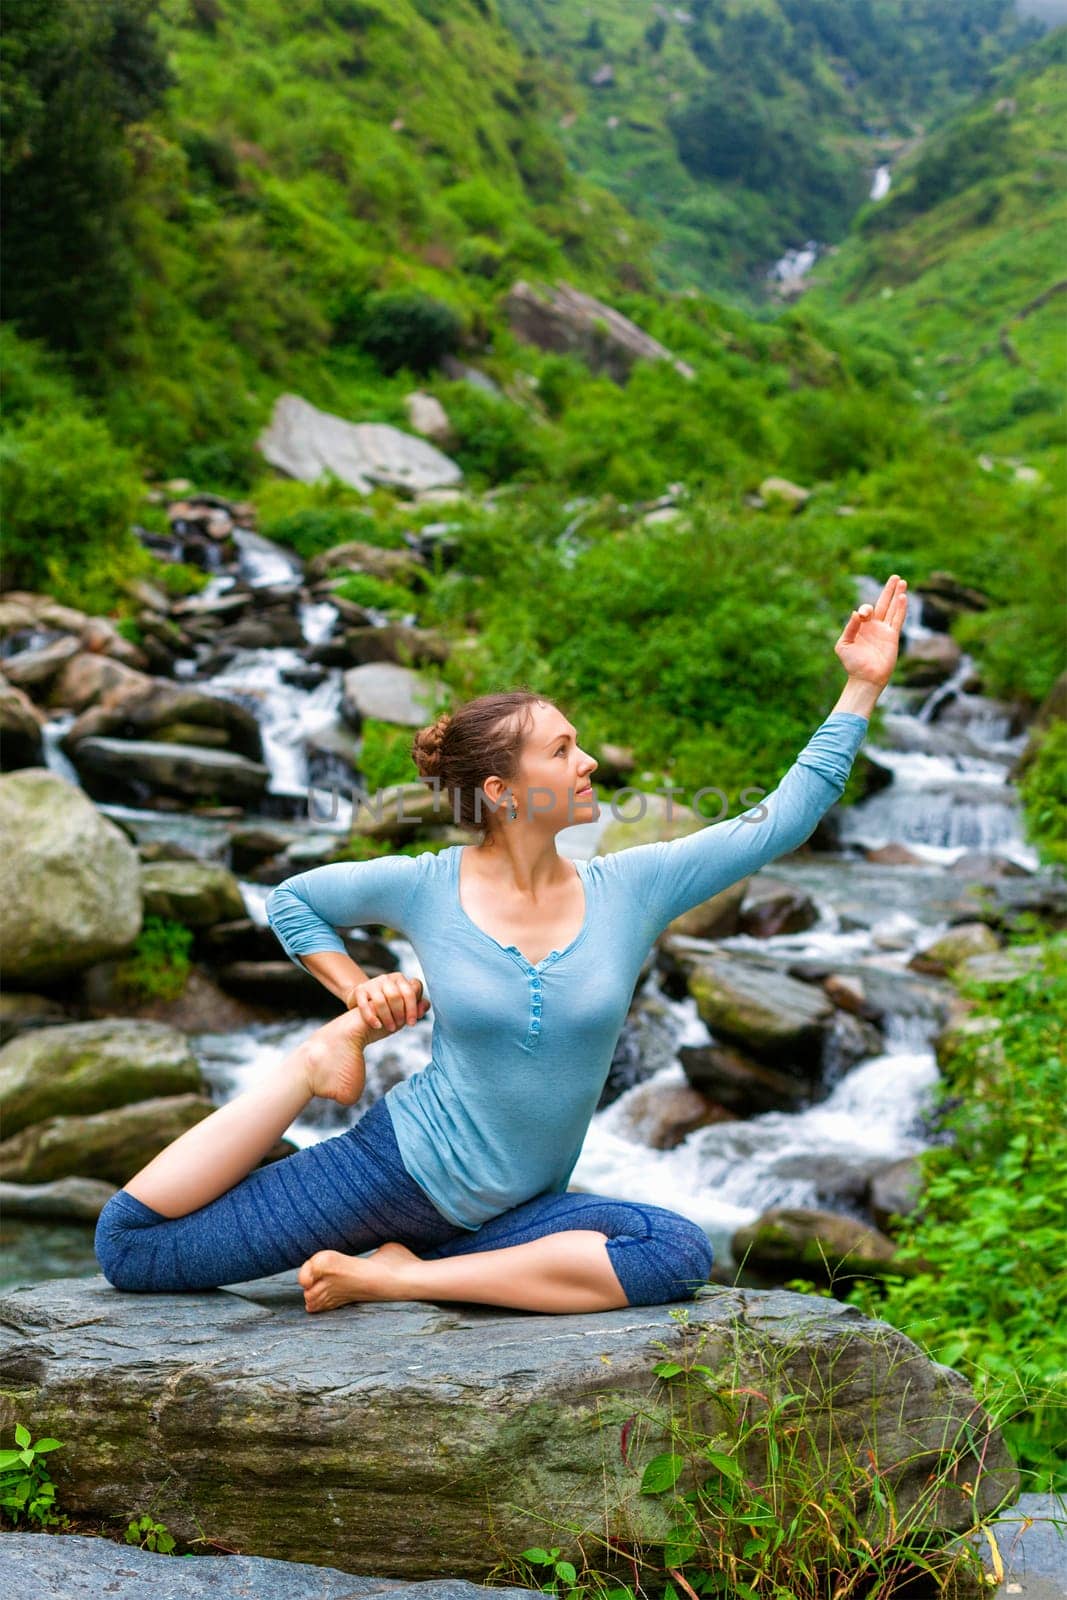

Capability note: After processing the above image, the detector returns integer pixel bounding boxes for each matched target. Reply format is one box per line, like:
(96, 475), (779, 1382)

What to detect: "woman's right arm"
(265, 855), (419, 1007)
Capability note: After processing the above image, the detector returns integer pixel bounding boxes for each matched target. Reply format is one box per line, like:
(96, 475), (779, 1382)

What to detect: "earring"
(508, 797), (518, 820)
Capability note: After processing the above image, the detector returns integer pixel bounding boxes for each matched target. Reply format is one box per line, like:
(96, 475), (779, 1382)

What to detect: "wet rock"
(0, 1019), (202, 1137)
(214, 961), (346, 1014)
(0, 1094), (295, 1185)
(504, 279), (695, 385)
(739, 876), (819, 938)
(933, 1013), (1005, 1082)
(0, 632), (81, 693)
(341, 662), (450, 729)
(954, 942), (1047, 987)
(0, 769), (143, 984)
(621, 1080), (735, 1149)
(822, 1009), (885, 1079)
(0, 1176), (118, 1222)
(908, 922), (1001, 976)
(868, 1157), (922, 1232)
(339, 624), (452, 669)
(732, 1206), (903, 1281)
(863, 842), (929, 865)
(679, 1041), (808, 1115)
(46, 651), (151, 713)
(822, 973), (883, 1023)
(669, 946), (834, 1075)
(72, 737), (270, 806)
(140, 860), (247, 929)
(0, 991), (70, 1046)
(258, 393), (464, 495)
(0, 1278), (1017, 1573)
(229, 826), (294, 872)
(898, 634), (961, 686)
(64, 678), (264, 763)
(80, 965), (287, 1031)
(0, 675), (44, 768)
(307, 541), (427, 587)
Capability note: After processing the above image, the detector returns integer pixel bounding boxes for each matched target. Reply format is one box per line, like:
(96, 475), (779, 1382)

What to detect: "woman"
(95, 576), (908, 1316)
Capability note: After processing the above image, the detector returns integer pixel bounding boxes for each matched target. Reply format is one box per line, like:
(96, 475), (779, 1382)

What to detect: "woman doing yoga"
(95, 576), (908, 1315)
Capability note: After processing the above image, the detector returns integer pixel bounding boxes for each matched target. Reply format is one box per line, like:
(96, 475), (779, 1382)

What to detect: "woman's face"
(507, 702), (599, 830)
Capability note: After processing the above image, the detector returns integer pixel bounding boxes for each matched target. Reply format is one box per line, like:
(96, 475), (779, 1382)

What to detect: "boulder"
(908, 922), (1001, 975)
(868, 1157), (923, 1232)
(0, 1019), (202, 1136)
(63, 679), (264, 763)
(0, 769), (143, 984)
(0, 1535), (543, 1599)
(898, 634), (961, 686)
(339, 624), (452, 669)
(504, 280), (695, 386)
(679, 1042), (808, 1115)
(258, 393), (464, 495)
(757, 476), (811, 512)
(732, 1207), (902, 1281)
(307, 540), (426, 586)
(0, 1176), (118, 1222)
(672, 947), (834, 1074)
(0, 1277), (1017, 1576)
(739, 876), (819, 938)
(0, 990), (69, 1045)
(0, 1094), (295, 1185)
(71, 737), (270, 806)
(140, 861), (247, 929)
(46, 651), (152, 713)
(619, 1080), (735, 1150)
(341, 663), (450, 729)
(0, 632), (81, 692)
(0, 674), (45, 768)
(404, 389), (455, 447)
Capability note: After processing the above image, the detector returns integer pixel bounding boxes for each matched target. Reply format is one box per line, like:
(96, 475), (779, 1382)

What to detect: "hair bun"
(411, 713), (451, 780)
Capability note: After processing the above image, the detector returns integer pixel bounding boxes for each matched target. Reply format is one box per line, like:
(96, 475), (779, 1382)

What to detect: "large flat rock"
(0, 1533), (543, 1599)
(0, 1273), (1018, 1580)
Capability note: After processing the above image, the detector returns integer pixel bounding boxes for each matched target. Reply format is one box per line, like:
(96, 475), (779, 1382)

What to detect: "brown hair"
(411, 688), (555, 836)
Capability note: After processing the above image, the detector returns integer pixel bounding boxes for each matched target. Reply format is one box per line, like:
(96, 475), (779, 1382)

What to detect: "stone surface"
(0, 991), (69, 1045)
(0, 1276), (1018, 1578)
(732, 1206), (903, 1281)
(257, 393), (464, 494)
(72, 737), (271, 806)
(682, 948), (834, 1072)
(0, 1094), (224, 1185)
(0, 1019), (202, 1137)
(908, 921), (1001, 975)
(0, 769), (143, 984)
(341, 663), (449, 728)
(140, 861), (247, 929)
(0, 674), (45, 768)
(0, 1534), (544, 1598)
(0, 1175), (118, 1221)
(504, 279), (695, 385)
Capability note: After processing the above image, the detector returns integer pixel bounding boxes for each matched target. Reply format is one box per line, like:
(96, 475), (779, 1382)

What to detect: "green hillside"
(1, 0), (1064, 772)
(494, 0), (1047, 298)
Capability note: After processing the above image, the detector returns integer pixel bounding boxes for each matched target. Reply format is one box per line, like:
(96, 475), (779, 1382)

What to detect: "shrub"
(1017, 719), (1067, 868)
(352, 290), (463, 376)
(113, 916), (195, 1004)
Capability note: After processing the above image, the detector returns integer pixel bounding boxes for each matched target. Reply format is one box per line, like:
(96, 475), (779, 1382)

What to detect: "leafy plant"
(1016, 719), (1067, 868)
(113, 915), (195, 1004)
(0, 1422), (68, 1529)
(125, 1510), (177, 1553)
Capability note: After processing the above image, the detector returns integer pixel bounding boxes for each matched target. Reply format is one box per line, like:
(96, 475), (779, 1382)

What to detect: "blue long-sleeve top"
(266, 710), (869, 1230)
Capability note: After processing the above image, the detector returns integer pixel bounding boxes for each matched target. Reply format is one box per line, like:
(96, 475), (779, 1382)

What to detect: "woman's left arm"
(603, 577), (908, 936)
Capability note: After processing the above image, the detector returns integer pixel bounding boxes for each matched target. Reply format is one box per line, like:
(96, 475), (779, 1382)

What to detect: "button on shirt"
(266, 711), (869, 1230)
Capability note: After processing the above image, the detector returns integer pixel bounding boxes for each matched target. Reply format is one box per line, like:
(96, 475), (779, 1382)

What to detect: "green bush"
(846, 934), (1067, 1488)
(352, 290), (463, 376)
(260, 504), (382, 562)
(437, 382), (545, 485)
(113, 916), (195, 1004)
(330, 571), (418, 616)
(0, 407), (148, 609)
(1017, 719), (1067, 868)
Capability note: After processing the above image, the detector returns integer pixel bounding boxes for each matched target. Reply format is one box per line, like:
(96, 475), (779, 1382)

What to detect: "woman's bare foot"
(298, 1007), (387, 1106)
(297, 1241), (421, 1313)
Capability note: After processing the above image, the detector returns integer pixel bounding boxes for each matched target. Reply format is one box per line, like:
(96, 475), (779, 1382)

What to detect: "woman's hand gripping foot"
(300, 976), (430, 1106)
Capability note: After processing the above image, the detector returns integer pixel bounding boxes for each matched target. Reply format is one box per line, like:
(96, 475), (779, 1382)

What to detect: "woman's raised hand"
(835, 575), (908, 687)
(344, 972), (430, 1039)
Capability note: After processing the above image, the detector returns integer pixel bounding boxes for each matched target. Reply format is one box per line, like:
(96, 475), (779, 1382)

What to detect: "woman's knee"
(94, 1190), (166, 1292)
(605, 1207), (714, 1307)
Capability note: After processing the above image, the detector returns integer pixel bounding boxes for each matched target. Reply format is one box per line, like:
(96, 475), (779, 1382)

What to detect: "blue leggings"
(94, 1094), (714, 1308)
